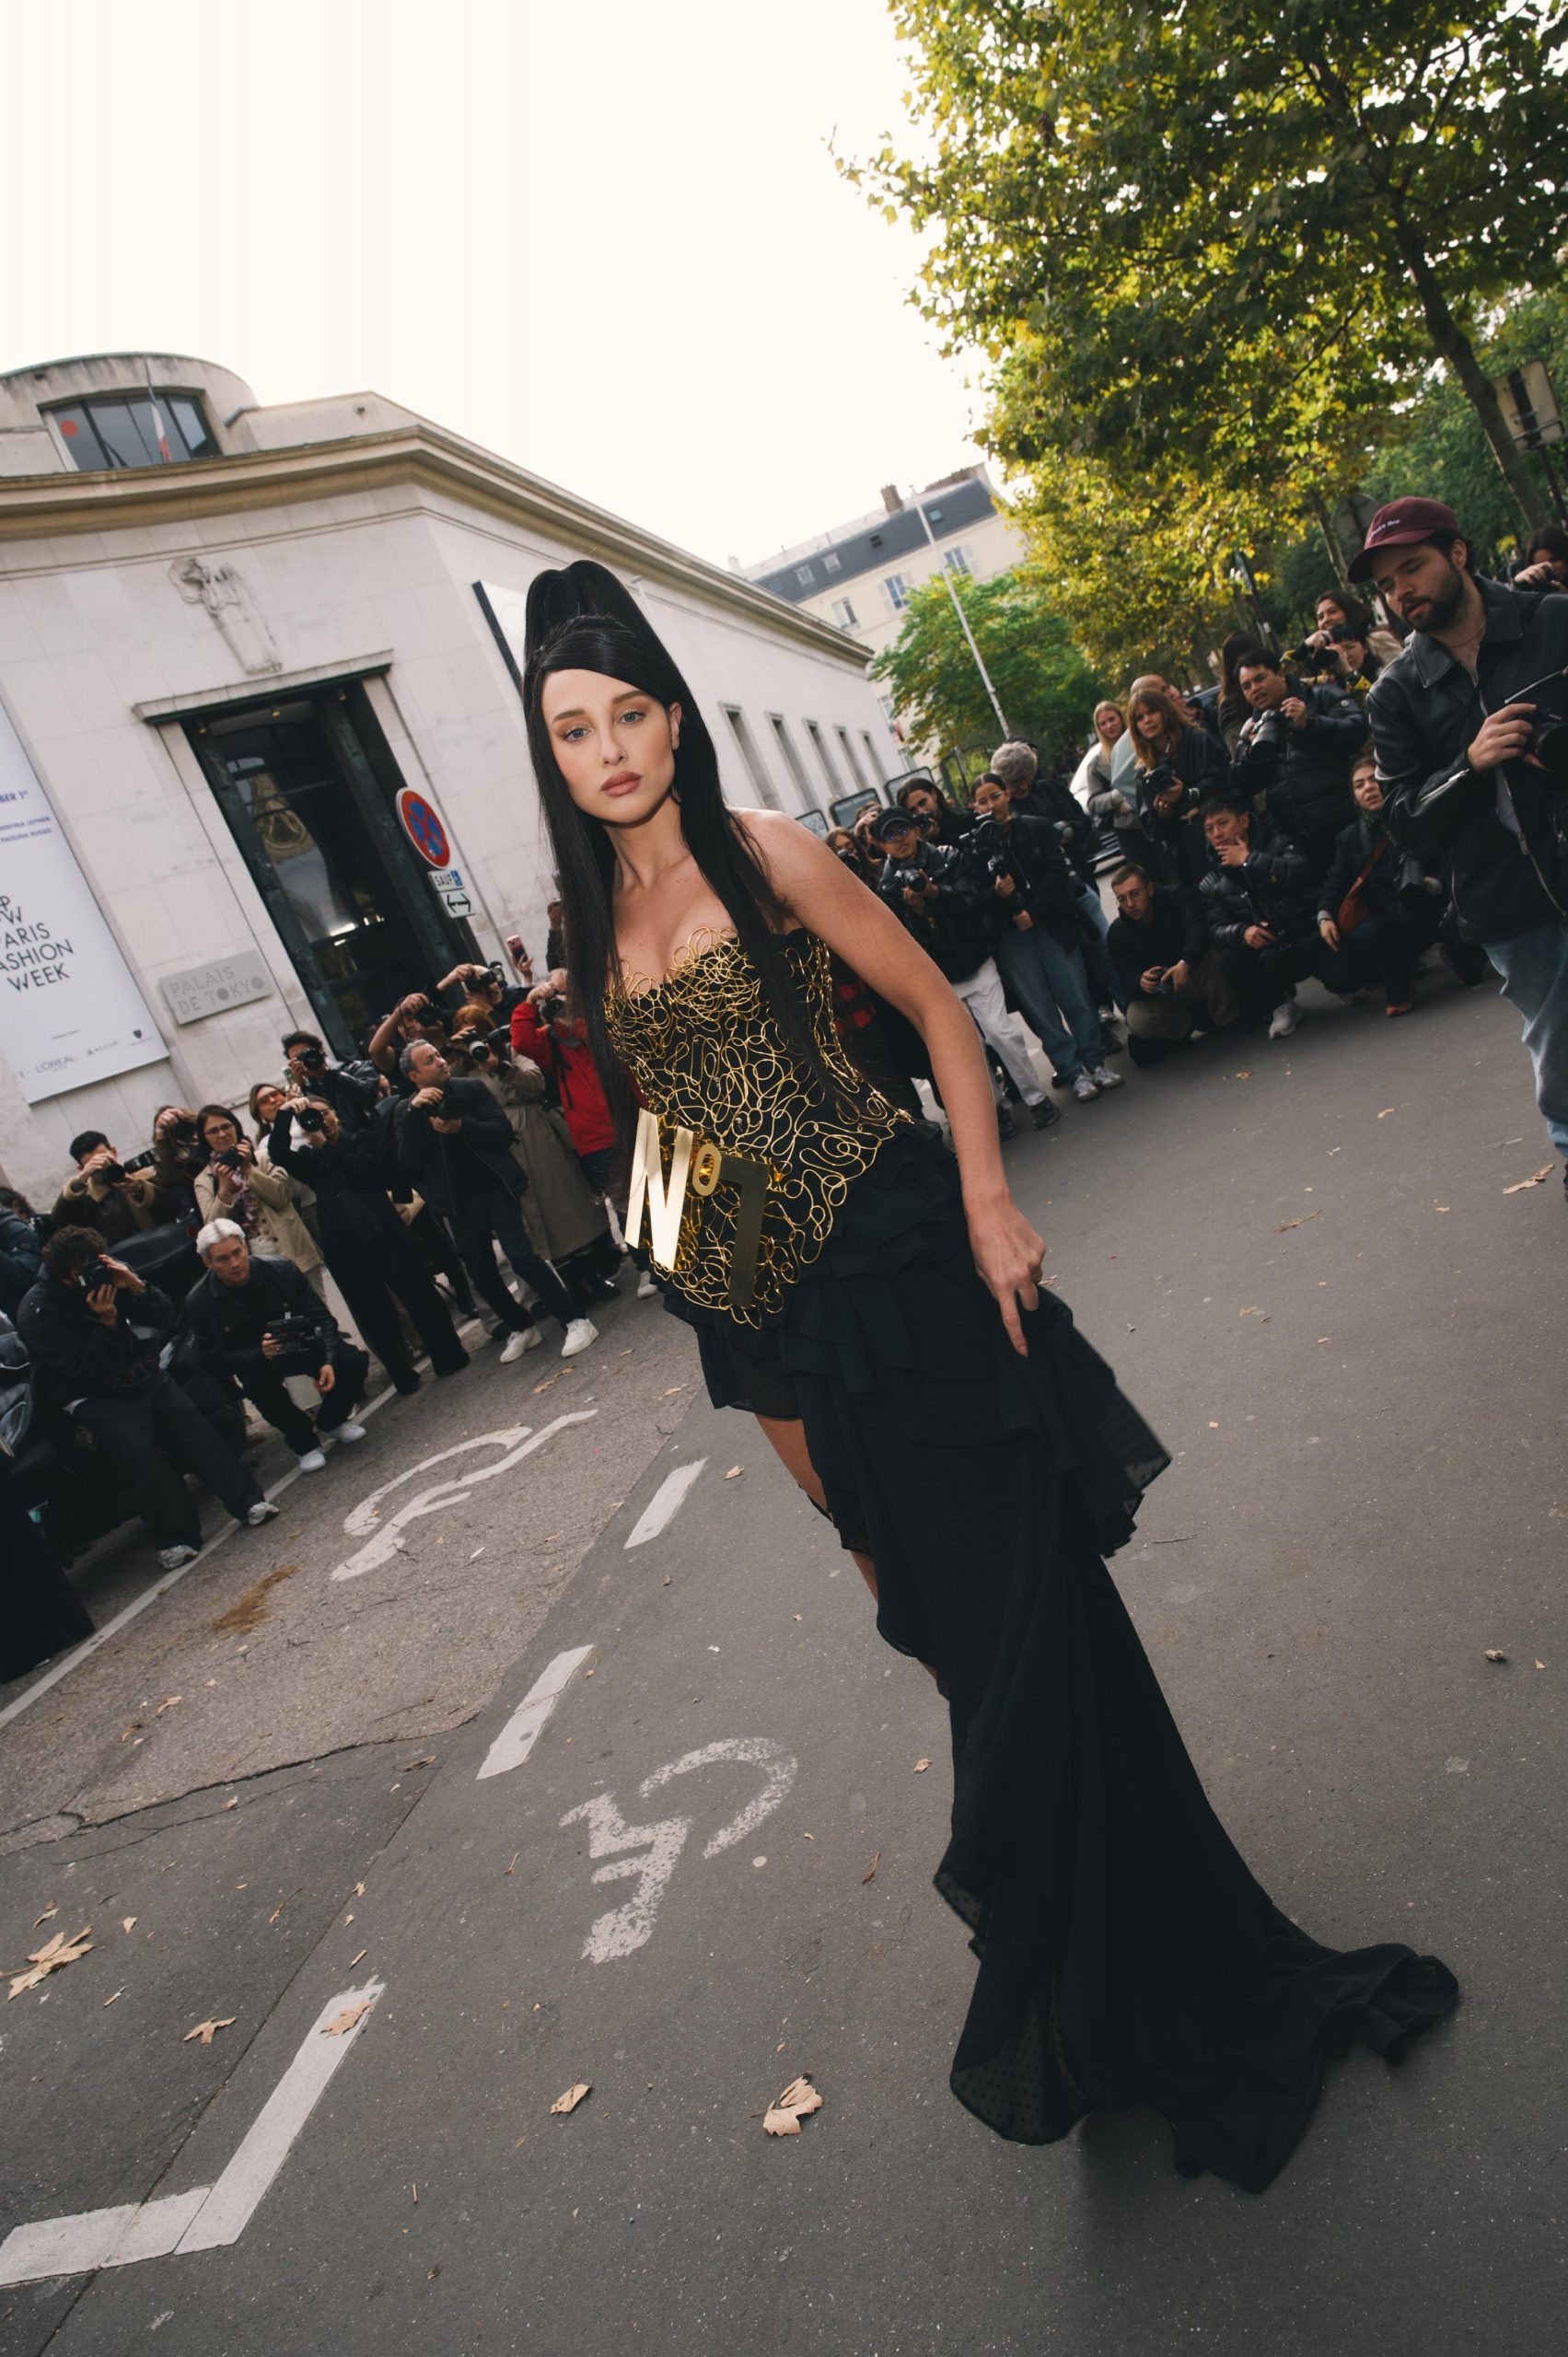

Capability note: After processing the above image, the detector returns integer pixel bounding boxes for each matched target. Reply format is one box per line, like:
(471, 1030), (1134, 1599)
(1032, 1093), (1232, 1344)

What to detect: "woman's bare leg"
(755, 1412), (878, 1600)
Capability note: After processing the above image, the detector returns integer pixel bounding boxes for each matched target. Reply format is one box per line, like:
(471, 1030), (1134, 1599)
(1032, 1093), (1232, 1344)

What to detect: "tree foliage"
(863, 1), (1568, 527)
(869, 568), (1105, 755)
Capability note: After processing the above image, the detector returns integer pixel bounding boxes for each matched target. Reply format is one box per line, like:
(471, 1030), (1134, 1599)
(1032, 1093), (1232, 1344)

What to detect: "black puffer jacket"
(1231, 675), (1365, 844)
(267, 1113), (417, 1261)
(17, 1272), (177, 1411)
(1369, 575), (1568, 943)
(1198, 819), (1318, 950)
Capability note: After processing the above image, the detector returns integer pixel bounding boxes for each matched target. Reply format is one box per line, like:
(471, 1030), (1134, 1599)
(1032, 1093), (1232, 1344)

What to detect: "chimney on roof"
(880, 483), (904, 514)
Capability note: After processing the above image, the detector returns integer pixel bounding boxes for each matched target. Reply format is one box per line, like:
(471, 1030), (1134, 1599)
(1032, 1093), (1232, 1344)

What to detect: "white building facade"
(0, 354), (901, 1202)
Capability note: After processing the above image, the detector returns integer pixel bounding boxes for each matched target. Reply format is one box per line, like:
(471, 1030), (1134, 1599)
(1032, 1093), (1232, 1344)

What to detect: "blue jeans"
(1485, 917), (1568, 1157)
(995, 923), (1103, 1083)
(1075, 883), (1125, 1014)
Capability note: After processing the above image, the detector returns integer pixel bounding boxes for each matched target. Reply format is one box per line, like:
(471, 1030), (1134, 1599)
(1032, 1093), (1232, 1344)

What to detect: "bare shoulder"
(735, 807), (837, 900)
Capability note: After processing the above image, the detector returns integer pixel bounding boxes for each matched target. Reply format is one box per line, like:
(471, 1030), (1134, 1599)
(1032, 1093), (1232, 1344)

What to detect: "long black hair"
(521, 560), (845, 1166)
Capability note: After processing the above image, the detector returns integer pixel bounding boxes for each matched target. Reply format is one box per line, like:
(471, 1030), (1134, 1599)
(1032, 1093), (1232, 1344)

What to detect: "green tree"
(864, 1), (1568, 528)
(870, 568), (1105, 754)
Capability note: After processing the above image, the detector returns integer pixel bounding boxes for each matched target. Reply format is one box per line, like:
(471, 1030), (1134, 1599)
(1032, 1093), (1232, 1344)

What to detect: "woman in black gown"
(519, 561), (1457, 2195)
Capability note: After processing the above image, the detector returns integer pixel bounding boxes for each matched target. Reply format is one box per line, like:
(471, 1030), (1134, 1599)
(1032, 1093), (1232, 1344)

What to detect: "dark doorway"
(187, 683), (475, 1058)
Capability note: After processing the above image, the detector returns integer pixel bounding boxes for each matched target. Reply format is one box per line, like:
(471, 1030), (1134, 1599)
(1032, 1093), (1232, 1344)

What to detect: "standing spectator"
(1231, 650), (1366, 885)
(896, 777), (973, 846)
(0, 1189), (43, 1318)
(969, 774), (1119, 1104)
(1516, 525), (1568, 593)
(1298, 590), (1401, 672)
(1197, 799), (1335, 1039)
(52, 1134), (175, 1244)
(366, 994), (452, 1086)
(1357, 496), (1568, 1189)
(281, 1029), (378, 1134)
(870, 804), (1058, 1133)
(544, 897), (567, 973)
(186, 1219), (369, 1471)
(268, 1094), (470, 1393)
(393, 1039), (598, 1360)
(148, 1106), (207, 1215)
(194, 1103), (326, 1296)
(17, 1228), (278, 1570)
(1127, 682), (1233, 890)
(457, 1027), (617, 1287)
(514, 983), (656, 1292)
(990, 737), (1122, 1025)
(1326, 624), (1381, 701)
(826, 826), (877, 881)
(1215, 633), (1266, 756)
(1108, 865), (1237, 1063)
(1076, 702), (1152, 867)
(1316, 747), (1445, 1017)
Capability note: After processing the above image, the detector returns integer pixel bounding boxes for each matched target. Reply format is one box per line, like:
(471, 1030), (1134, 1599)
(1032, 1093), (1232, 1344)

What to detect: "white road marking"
(561, 1738), (798, 1963)
(623, 1458), (707, 1549)
(476, 1645), (595, 1781)
(331, 1411), (597, 1580)
(0, 1980), (383, 2288)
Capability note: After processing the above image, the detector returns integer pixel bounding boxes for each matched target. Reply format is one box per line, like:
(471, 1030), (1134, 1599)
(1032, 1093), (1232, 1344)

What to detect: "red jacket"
(510, 1000), (616, 1157)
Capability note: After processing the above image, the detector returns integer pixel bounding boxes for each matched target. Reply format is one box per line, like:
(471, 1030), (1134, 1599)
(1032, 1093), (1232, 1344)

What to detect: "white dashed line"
(623, 1459), (707, 1549)
(476, 1645), (596, 1781)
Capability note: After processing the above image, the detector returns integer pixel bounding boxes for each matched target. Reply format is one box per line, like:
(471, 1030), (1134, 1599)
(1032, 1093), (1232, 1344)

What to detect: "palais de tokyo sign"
(0, 696), (167, 1103)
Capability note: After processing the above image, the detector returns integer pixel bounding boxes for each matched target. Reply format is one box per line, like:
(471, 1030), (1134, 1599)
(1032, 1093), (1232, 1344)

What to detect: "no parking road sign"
(396, 787), (451, 868)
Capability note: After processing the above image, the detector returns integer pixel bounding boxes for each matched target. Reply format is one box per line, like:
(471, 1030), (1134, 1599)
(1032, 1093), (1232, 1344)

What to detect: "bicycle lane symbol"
(331, 1411), (598, 1582)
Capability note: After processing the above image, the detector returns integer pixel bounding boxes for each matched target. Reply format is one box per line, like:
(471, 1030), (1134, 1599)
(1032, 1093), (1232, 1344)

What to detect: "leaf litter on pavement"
(550, 2082), (590, 2115)
(184, 2016), (237, 2045)
(763, 2075), (824, 2137)
(9, 1925), (93, 1999)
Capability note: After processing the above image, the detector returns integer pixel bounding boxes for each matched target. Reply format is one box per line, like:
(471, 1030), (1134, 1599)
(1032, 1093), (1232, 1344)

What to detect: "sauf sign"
(0, 696), (166, 1102)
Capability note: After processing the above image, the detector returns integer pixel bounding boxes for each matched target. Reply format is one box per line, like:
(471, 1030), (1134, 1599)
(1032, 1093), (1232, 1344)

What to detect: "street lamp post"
(912, 497), (1011, 740)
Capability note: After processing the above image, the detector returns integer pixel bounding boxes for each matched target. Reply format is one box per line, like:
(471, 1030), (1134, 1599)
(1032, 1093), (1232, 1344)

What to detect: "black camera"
(214, 1144), (244, 1170)
(1145, 755), (1176, 799)
(168, 1118), (200, 1147)
(296, 1043), (327, 1073)
(1527, 713), (1568, 782)
(466, 1039), (492, 1065)
(267, 1309), (319, 1357)
(78, 1254), (116, 1295)
(888, 862), (931, 898)
(1245, 709), (1287, 755)
(97, 1158), (127, 1186)
(967, 816), (1013, 882)
(295, 1104), (327, 1134)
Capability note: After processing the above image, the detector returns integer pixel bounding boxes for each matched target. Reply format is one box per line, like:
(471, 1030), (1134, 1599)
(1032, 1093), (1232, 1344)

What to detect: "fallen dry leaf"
(354, 1882), (366, 1898)
(725, 1465), (744, 1480)
(505, 1852), (519, 1876)
(154, 1695), (182, 1716)
(323, 2001), (371, 2038)
(1483, 1649), (1507, 1665)
(1377, 1107), (1395, 1119)
(1275, 1209), (1323, 1232)
(8, 1926), (93, 2000)
(183, 2016), (237, 2046)
(660, 1386), (684, 1398)
(223, 1797), (238, 1810)
(1503, 1165), (1556, 1195)
(400, 1755), (436, 1770)
(121, 1917), (137, 1934)
(531, 1374), (560, 1394)
(913, 1758), (931, 1774)
(1537, 1660), (1547, 1671)
(31, 1903), (58, 1930)
(763, 2075), (824, 2137)
(861, 1852), (880, 1885)
(550, 2082), (590, 2116)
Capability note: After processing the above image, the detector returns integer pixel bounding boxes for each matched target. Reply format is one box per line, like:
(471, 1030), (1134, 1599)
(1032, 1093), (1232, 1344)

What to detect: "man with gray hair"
(187, 1218), (369, 1472)
(991, 738), (1124, 1045)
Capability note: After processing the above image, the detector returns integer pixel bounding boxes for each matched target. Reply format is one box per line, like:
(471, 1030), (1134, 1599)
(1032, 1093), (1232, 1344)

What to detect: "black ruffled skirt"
(668, 1123), (1457, 2194)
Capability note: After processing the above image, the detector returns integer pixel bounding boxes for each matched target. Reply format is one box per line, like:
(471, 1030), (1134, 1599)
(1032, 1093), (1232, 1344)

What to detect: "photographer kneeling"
(1108, 865), (1237, 1064)
(17, 1228), (278, 1571)
(1197, 798), (1337, 1040)
(187, 1220), (369, 1472)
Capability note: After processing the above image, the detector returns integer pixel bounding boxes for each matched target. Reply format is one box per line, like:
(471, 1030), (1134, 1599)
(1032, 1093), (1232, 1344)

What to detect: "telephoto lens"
(295, 1105), (326, 1134)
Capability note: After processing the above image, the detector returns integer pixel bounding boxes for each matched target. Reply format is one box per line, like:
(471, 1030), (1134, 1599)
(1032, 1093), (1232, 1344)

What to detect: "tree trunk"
(1311, 496), (1353, 592)
(1388, 223), (1547, 532)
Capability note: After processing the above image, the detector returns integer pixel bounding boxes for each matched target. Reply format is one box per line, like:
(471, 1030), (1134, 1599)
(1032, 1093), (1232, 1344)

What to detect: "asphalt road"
(3, 963), (1566, 2357)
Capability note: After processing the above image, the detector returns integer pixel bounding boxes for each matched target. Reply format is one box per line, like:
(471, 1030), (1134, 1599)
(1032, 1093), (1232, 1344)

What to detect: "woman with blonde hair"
(1074, 700), (1150, 866)
(1127, 679), (1232, 889)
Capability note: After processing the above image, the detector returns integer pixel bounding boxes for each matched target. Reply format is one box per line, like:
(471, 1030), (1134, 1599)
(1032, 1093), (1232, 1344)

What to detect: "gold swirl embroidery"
(610, 925), (739, 1005)
(604, 930), (909, 1328)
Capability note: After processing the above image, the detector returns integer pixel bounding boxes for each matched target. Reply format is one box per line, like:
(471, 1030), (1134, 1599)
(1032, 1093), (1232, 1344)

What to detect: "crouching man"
(1107, 865), (1237, 1065)
(187, 1219), (369, 1472)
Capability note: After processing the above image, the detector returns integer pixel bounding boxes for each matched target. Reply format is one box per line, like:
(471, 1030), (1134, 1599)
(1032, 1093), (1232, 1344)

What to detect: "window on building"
(884, 574), (910, 611)
(835, 729), (869, 794)
(860, 730), (886, 791)
(768, 715), (813, 810)
(944, 545), (972, 576)
(804, 721), (840, 795)
(721, 705), (781, 809)
(821, 552), (842, 574)
(795, 564), (815, 587)
(830, 597), (860, 631)
(48, 390), (220, 470)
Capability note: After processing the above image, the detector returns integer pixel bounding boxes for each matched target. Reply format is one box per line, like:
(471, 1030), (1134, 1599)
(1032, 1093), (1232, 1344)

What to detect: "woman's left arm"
(743, 813), (1044, 1353)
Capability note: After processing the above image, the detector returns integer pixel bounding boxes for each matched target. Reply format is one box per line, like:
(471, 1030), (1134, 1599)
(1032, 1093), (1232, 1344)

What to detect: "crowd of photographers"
(0, 935), (659, 1669)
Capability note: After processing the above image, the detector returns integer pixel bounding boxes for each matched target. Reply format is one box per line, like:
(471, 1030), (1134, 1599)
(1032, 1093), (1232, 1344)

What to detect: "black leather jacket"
(968, 811), (1083, 947)
(1231, 675), (1365, 844)
(186, 1253), (342, 1384)
(877, 841), (999, 981)
(1107, 887), (1207, 1002)
(392, 1074), (527, 1217)
(1198, 819), (1318, 951)
(1134, 729), (1232, 889)
(17, 1272), (177, 1410)
(1367, 575), (1568, 943)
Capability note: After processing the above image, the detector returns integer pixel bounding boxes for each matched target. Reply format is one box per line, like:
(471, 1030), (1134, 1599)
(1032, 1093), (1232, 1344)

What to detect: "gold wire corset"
(604, 928), (909, 1326)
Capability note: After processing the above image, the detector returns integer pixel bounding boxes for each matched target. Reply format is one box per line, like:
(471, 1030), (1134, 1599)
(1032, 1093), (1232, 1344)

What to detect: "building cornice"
(0, 424), (876, 669)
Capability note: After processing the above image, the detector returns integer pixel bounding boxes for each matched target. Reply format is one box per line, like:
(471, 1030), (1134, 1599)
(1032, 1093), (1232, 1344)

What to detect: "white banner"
(0, 696), (167, 1103)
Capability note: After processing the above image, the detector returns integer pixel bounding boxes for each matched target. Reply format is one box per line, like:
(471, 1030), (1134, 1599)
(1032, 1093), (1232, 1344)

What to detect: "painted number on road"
(561, 1738), (797, 1963)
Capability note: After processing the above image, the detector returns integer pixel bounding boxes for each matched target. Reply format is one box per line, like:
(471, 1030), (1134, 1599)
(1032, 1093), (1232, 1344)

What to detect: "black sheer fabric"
(673, 1122), (1457, 2192)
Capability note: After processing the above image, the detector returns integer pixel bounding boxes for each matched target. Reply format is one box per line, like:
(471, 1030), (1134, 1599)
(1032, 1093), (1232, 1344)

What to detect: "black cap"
(870, 807), (923, 844)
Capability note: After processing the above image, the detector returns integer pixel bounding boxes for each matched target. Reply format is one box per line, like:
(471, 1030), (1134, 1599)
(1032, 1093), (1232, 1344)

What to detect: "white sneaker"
(296, 1447), (328, 1473)
(1089, 1065), (1124, 1091)
(500, 1327), (543, 1364)
(157, 1543), (199, 1571)
(332, 1421), (367, 1445)
(636, 1270), (658, 1300)
(1072, 1072), (1100, 1102)
(246, 1500), (280, 1527)
(560, 1317), (599, 1358)
(1268, 999), (1299, 1039)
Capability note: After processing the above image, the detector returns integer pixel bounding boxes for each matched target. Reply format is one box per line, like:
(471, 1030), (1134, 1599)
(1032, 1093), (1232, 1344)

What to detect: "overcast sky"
(5, 0), (984, 570)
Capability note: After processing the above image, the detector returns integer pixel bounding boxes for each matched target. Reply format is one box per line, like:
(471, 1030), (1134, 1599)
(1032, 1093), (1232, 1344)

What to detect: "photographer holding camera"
(281, 1029), (378, 1135)
(1359, 497), (1568, 1192)
(1127, 682), (1234, 891)
(187, 1220), (369, 1471)
(17, 1228), (278, 1570)
(52, 1132), (175, 1245)
(1231, 651), (1366, 885)
(393, 1038), (598, 1360)
(967, 773), (1118, 1104)
(1197, 798), (1334, 1039)
(267, 1093), (470, 1393)
(193, 1103), (326, 1295)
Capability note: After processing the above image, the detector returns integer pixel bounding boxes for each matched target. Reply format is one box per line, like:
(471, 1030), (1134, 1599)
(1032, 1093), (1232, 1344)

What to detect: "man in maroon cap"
(1359, 498), (1568, 1199)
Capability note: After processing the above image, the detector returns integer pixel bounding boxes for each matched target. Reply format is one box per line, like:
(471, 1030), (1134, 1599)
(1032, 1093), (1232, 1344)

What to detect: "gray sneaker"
(1089, 1065), (1124, 1090)
(245, 1499), (280, 1527)
(1072, 1072), (1099, 1103)
(157, 1543), (199, 1571)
